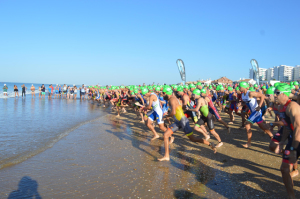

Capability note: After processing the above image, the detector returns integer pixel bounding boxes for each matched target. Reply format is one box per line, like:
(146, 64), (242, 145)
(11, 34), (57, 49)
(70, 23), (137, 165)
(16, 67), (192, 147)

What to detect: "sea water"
(0, 82), (104, 169)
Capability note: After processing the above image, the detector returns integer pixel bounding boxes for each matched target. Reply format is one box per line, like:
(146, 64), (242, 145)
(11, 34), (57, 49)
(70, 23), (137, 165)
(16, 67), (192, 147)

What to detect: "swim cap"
(173, 85), (178, 89)
(134, 89), (139, 94)
(189, 84), (196, 89)
(120, 86), (125, 89)
(235, 87), (239, 91)
(262, 85), (266, 89)
(209, 85), (212, 89)
(294, 81), (299, 86)
(249, 87), (255, 92)
(276, 84), (291, 97)
(200, 88), (206, 94)
(192, 89), (201, 96)
(239, 81), (249, 89)
(266, 88), (274, 95)
(227, 87), (233, 91)
(196, 82), (202, 86)
(177, 87), (183, 92)
(155, 87), (161, 91)
(111, 86), (116, 90)
(274, 82), (280, 87)
(141, 88), (149, 95)
(290, 85), (295, 90)
(184, 85), (189, 89)
(254, 84), (258, 88)
(163, 87), (173, 95)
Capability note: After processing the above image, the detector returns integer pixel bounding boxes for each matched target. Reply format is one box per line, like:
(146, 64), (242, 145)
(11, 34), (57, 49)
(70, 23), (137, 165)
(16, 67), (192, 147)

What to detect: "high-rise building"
(278, 65), (293, 82)
(249, 68), (254, 79)
(259, 68), (267, 81)
(273, 66), (280, 80)
(266, 68), (274, 81)
(293, 65), (300, 81)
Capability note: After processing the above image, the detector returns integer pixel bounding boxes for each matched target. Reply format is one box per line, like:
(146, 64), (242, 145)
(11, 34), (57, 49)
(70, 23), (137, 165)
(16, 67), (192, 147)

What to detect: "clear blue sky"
(0, 0), (299, 85)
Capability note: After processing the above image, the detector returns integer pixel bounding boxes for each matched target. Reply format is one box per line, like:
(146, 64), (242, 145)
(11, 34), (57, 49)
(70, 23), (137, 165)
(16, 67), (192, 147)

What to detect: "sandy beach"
(1, 106), (300, 199)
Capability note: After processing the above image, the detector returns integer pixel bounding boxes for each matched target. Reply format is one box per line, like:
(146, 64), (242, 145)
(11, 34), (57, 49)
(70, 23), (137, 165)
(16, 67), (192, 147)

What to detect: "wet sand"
(1, 106), (300, 198)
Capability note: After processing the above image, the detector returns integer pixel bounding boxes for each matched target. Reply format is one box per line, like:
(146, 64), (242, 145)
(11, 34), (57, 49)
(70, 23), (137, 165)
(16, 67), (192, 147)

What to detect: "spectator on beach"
(41, 84), (46, 99)
(38, 86), (41, 98)
(48, 85), (52, 99)
(3, 84), (8, 96)
(74, 85), (78, 99)
(21, 84), (27, 97)
(80, 84), (86, 100)
(31, 84), (35, 98)
(14, 85), (19, 97)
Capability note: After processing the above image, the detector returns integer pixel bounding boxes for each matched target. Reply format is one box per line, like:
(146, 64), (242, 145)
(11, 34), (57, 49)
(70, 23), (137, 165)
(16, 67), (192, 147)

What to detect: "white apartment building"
(249, 68), (267, 81)
(259, 68), (267, 81)
(293, 65), (300, 81)
(278, 65), (293, 82)
(266, 68), (274, 81)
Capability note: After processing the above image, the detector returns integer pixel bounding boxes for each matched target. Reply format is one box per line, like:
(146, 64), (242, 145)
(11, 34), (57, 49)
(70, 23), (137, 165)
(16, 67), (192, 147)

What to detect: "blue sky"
(0, 0), (299, 85)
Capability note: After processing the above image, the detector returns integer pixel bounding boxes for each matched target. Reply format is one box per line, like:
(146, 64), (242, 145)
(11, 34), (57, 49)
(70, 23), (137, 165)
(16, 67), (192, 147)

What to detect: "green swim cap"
(209, 85), (212, 89)
(274, 82), (280, 87)
(134, 89), (139, 94)
(184, 85), (189, 89)
(196, 82), (202, 86)
(266, 88), (274, 95)
(262, 86), (266, 89)
(294, 81), (299, 86)
(189, 84), (196, 89)
(192, 89), (201, 96)
(254, 84), (258, 88)
(235, 87), (239, 91)
(120, 86), (125, 89)
(155, 87), (161, 91)
(276, 84), (291, 97)
(141, 88), (149, 95)
(200, 88), (206, 94)
(239, 81), (249, 89)
(290, 85), (295, 90)
(163, 87), (173, 95)
(111, 86), (117, 90)
(249, 87), (255, 92)
(177, 87), (183, 92)
(227, 87), (233, 91)
(116, 86), (120, 89)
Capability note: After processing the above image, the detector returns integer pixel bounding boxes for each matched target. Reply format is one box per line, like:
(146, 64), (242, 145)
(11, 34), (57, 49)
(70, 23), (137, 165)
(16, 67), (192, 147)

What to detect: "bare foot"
(227, 127), (231, 133)
(205, 135), (210, 141)
(158, 156), (170, 161)
(228, 122), (233, 125)
(170, 136), (175, 144)
(116, 115), (120, 117)
(291, 170), (299, 178)
(151, 135), (159, 141)
(210, 142), (217, 153)
(140, 120), (144, 123)
(242, 143), (251, 148)
(216, 142), (223, 148)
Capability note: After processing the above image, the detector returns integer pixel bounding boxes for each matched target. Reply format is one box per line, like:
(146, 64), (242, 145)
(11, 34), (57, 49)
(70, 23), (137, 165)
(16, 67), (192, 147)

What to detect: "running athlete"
(158, 87), (216, 161)
(187, 89), (223, 148)
(142, 88), (168, 141)
(273, 84), (300, 199)
(239, 81), (273, 148)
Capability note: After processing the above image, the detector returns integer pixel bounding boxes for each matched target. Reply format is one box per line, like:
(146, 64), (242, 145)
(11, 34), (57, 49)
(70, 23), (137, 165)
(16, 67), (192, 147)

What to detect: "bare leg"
(258, 122), (273, 138)
(194, 125), (210, 140)
(243, 122), (252, 148)
(158, 129), (173, 161)
(281, 162), (295, 199)
(188, 135), (217, 153)
(147, 119), (159, 140)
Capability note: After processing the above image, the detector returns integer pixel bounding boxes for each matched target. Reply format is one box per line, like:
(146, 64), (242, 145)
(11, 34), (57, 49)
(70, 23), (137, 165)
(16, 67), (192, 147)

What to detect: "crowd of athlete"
(87, 81), (300, 198)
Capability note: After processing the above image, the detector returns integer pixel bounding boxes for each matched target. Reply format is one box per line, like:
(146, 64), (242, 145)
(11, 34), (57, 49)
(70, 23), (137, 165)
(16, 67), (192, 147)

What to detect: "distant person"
(63, 84), (67, 99)
(80, 84), (86, 100)
(21, 84), (27, 97)
(48, 85), (52, 99)
(38, 86), (41, 98)
(31, 84), (35, 98)
(14, 85), (19, 97)
(41, 84), (46, 99)
(58, 85), (62, 98)
(3, 84), (8, 96)
(54, 84), (59, 99)
(74, 85), (78, 99)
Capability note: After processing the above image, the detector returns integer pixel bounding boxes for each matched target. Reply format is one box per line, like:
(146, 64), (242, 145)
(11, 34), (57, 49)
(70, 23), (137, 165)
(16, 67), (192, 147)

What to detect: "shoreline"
(0, 107), (299, 198)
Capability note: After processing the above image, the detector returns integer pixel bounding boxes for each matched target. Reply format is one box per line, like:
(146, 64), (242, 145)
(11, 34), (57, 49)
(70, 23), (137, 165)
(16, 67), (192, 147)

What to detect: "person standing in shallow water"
(14, 85), (19, 97)
(3, 84), (8, 96)
(31, 84), (35, 98)
(21, 84), (27, 97)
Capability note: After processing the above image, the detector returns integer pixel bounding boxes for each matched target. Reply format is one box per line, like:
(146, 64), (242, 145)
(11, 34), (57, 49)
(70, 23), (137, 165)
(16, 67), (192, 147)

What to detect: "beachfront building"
(249, 68), (267, 81)
(293, 65), (300, 81)
(266, 68), (274, 81)
(278, 65), (294, 82)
